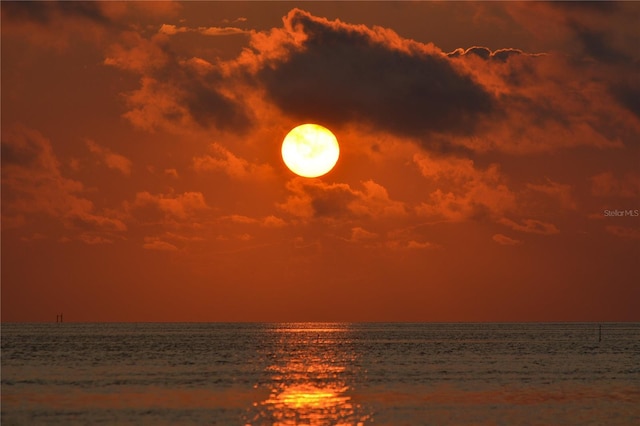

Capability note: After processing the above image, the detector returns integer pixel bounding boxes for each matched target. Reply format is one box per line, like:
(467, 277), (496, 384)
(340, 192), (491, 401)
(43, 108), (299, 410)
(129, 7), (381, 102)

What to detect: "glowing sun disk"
(281, 124), (340, 178)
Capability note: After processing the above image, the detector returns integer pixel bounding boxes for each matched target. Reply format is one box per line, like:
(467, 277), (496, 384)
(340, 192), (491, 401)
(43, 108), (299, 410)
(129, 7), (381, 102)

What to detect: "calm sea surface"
(1, 322), (639, 425)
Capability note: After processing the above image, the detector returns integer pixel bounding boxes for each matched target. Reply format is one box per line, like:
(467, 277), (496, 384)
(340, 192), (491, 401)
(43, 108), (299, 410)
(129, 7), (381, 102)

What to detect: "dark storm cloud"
(256, 9), (495, 140)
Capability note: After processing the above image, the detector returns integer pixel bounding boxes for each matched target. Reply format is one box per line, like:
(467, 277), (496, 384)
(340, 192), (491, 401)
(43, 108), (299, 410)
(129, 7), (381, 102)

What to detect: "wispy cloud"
(192, 143), (274, 180)
(86, 140), (132, 176)
(591, 172), (640, 198)
(606, 226), (640, 240)
(143, 236), (179, 251)
(413, 152), (515, 222)
(277, 178), (406, 221)
(2, 126), (127, 241)
(499, 217), (560, 235)
(526, 179), (576, 210)
(158, 24), (249, 37)
(492, 233), (523, 246)
(130, 191), (210, 221)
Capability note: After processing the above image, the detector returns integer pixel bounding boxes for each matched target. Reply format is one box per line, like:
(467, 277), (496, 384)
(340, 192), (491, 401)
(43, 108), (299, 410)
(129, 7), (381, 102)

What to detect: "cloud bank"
(253, 9), (494, 140)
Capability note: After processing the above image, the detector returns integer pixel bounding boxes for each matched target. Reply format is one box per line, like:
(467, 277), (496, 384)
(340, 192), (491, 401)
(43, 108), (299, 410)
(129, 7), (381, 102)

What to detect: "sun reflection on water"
(246, 323), (371, 426)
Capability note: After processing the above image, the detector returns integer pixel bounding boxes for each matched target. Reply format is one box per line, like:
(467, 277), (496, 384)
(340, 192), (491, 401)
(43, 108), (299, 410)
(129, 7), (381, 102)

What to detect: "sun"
(281, 124), (340, 178)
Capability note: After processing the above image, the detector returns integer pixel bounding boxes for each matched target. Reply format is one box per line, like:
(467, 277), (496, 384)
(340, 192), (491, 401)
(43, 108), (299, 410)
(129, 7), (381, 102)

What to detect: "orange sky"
(2, 1), (639, 322)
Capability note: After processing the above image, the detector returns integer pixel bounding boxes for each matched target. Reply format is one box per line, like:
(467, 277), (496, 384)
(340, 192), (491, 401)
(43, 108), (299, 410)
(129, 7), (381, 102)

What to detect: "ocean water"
(1, 322), (639, 425)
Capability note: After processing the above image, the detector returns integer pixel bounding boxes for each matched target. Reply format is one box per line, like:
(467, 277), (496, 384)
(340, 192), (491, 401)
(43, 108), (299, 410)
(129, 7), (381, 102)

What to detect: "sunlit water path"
(2, 323), (639, 425)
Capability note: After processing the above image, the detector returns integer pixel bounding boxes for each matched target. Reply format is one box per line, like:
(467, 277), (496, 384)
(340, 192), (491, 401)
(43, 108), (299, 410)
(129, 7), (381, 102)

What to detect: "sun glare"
(281, 124), (340, 178)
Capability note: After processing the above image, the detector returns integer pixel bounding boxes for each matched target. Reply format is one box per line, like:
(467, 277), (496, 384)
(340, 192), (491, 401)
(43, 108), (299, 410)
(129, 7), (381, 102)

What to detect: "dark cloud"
(309, 186), (356, 218)
(552, 6), (640, 121)
(2, 2), (55, 24)
(1, 135), (40, 167)
(1, 1), (110, 25)
(550, 1), (618, 14)
(278, 179), (356, 220)
(181, 71), (251, 132)
(256, 9), (495, 141)
(571, 23), (631, 64)
(610, 84), (640, 119)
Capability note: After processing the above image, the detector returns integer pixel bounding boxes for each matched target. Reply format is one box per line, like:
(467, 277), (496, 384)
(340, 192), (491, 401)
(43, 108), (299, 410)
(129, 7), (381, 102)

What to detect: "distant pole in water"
(598, 324), (602, 342)
(56, 314), (59, 323)
(61, 312), (63, 323)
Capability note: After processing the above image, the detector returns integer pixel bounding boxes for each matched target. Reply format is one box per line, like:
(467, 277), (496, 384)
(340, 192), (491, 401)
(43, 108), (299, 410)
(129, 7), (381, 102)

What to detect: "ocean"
(1, 322), (639, 425)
